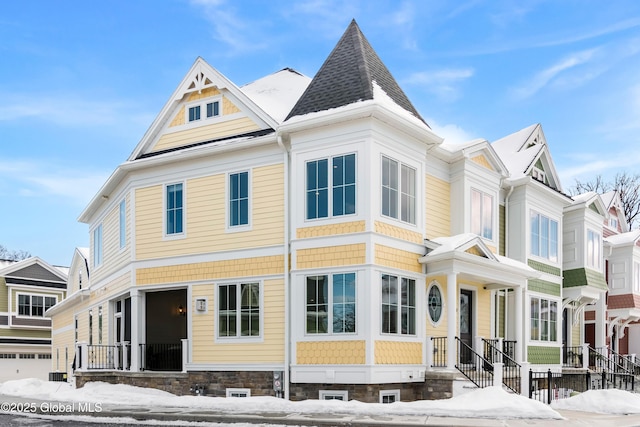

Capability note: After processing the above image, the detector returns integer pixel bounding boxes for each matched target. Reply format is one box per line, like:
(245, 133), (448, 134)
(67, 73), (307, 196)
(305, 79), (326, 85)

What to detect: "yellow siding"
(296, 244), (365, 269)
(137, 256), (284, 286)
(471, 154), (494, 171)
(191, 279), (284, 363)
(0, 328), (50, 339)
(571, 322), (581, 347)
(187, 87), (221, 101)
(93, 193), (131, 284)
(152, 117), (259, 153)
(375, 341), (422, 364)
(77, 310), (89, 343)
(169, 106), (185, 127)
(425, 174), (450, 239)
(374, 221), (423, 243)
(92, 272), (130, 298)
(136, 164), (284, 260)
(296, 220), (365, 239)
(374, 245), (422, 273)
(0, 278), (7, 312)
(471, 283), (492, 340)
(296, 341), (366, 364)
(52, 308), (74, 331)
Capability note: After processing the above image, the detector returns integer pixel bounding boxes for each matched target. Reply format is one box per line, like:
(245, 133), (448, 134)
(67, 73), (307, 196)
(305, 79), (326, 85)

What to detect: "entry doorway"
(459, 289), (473, 363)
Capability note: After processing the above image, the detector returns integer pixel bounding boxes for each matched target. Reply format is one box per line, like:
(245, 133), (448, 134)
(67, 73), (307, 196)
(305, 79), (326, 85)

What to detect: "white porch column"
(595, 296), (606, 348)
(425, 336), (434, 370)
(130, 290), (141, 371)
(520, 361), (530, 397)
(493, 362), (504, 387)
(581, 342), (589, 370)
(446, 273), (457, 370)
(181, 338), (189, 373)
(514, 286), (524, 364)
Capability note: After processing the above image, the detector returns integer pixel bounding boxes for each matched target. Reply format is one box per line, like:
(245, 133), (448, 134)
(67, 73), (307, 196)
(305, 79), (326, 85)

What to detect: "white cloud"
(404, 68), (474, 101)
(512, 48), (599, 99)
(0, 159), (109, 207)
(427, 118), (477, 144)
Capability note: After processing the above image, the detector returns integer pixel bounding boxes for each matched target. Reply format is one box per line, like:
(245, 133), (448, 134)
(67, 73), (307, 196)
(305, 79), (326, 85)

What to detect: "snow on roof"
(491, 124), (541, 179)
(77, 247), (89, 259)
(428, 233), (481, 256)
(572, 191), (597, 204)
(439, 138), (487, 153)
(371, 81), (432, 130)
(241, 68), (311, 123)
(600, 190), (616, 209)
(605, 229), (640, 246)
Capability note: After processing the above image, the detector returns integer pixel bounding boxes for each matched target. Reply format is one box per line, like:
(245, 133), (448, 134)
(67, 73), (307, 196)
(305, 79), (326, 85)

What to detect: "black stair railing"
(455, 337), (493, 389)
(430, 336), (447, 367)
(482, 338), (520, 394)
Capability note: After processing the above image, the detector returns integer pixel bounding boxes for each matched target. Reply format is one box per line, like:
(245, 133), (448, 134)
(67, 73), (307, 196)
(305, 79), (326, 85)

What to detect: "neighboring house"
(49, 20), (623, 401)
(0, 257), (67, 382)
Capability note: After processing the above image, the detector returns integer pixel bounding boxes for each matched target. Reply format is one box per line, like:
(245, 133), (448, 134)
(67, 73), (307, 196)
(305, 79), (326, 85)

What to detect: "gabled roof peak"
(285, 19), (427, 126)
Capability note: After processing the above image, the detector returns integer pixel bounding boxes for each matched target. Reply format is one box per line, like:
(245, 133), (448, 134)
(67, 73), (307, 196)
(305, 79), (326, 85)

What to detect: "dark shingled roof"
(285, 19), (428, 126)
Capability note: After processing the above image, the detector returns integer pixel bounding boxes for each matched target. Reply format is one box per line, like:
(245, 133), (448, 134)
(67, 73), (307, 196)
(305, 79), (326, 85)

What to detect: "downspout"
(277, 134), (291, 400)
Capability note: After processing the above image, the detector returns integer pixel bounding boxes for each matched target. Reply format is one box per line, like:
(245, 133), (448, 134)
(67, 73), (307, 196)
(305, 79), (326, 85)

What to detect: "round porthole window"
(428, 282), (443, 324)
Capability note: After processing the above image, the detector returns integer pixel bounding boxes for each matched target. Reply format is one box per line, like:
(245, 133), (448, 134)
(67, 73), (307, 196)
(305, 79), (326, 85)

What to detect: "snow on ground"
(0, 379), (562, 420)
(551, 389), (640, 415)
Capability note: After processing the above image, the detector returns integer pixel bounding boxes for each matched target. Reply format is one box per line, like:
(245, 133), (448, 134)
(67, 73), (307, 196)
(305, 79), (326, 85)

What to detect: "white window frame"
(226, 388), (250, 398)
(530, 210), (559, 262)
(381, 155), (416, 225)
(529, 295), (558, 343)
(164, 182), (186, 239)
(215, 282), (263, 342)
(185, 97), (223, 124)
(634, 262), (640, 293)
(227, 169), (252, 231)
(305, 272), (357, 335)
(93, 224), (103, 268)
(470, 188), (494, 240)
(319, 390), (348, 400)
(381, 274), (416, 336)
(305, 153), (357, 221)
(586, 229), (601, 269)
(379, 389), (400, 403)
(427, 281), (443, 326)
(17, 293), (57, 317)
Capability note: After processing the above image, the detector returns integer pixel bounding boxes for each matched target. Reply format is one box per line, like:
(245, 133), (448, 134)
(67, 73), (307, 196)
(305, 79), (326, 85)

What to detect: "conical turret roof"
(286, 20), (427, 126)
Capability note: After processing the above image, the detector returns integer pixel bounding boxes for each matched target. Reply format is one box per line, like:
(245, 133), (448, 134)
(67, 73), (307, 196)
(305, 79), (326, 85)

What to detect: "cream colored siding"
(152, 117), (260, 153)
(191, 278), (284, 363)
(136, 164), (284, 260)
(52, 330), (74, 373)
(571, 322), (581, 347)
(426, 174), (450, 239)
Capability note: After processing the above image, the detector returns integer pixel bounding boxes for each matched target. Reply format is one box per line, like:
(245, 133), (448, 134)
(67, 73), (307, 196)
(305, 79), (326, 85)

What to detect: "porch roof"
(419, 233), (541, 289)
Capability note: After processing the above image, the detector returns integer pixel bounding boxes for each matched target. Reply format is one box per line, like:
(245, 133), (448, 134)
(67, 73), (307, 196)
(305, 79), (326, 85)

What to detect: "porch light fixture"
(178, 305), (186, 316)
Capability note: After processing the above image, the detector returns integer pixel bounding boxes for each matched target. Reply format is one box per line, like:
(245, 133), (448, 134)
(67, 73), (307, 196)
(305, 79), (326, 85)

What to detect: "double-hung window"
(188, 105), (201, 122)
(471, 188), (493, 240)
(93, 224), (103, 267)
(530, 297), (557, 341)
(381, 156), (416, 224)
(18, 295), (56, 317)
(586, 229), (601, 269)
(166, 183), (184, 235)
(530, 211), (558, 262)
(306, 154), (356, 220)
(306, 273), (356, 334)
(188, 100), (221, 123)
(229, 171), (249, 227)
(218, 283), (260, 338)
(381, 274), (416, 335)
(207, 101), (220, 118)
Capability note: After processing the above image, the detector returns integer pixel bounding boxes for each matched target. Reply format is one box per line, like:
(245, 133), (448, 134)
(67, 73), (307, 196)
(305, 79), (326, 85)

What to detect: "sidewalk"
(3, 393), (640, 427)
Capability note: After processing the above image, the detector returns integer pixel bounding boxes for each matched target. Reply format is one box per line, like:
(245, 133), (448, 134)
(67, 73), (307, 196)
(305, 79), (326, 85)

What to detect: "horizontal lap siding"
(152, 117), (260, 153)
(93, 194), (131, 284)
(191, 278), (284, 363)
(136, 164), (284, 260)
(426, 174), (450, 239)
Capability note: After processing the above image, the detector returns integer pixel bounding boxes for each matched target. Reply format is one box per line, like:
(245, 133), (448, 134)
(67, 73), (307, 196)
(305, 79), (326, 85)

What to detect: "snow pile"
(551, 389), (640, 415)
(0, 379), (563, 420)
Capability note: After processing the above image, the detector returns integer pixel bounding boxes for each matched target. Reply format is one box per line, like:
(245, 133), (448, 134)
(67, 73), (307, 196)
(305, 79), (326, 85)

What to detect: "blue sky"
(2, 0), (640, 266)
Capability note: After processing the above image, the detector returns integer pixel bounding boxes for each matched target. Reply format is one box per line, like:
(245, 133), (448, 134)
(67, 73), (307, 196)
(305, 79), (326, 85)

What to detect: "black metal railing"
(562, 345), (584, 368)
(530, 369), (635, 404)
(589, 347), (630, 374)
(455, 337), (493, 389)
(140, 343), (182, 371)
(431, 336), (447, 367)
(503, 340), (516, 361)
(482, 338), (520, 394)
(609, 348), (640, 376)
(87, 345), (116, 369)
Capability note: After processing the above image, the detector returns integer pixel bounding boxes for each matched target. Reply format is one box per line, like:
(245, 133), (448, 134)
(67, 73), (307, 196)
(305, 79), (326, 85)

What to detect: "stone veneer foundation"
(74, 370), (457, 402)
